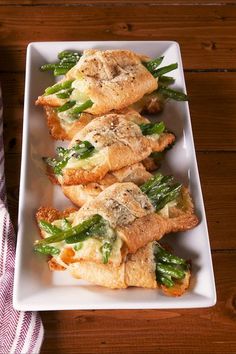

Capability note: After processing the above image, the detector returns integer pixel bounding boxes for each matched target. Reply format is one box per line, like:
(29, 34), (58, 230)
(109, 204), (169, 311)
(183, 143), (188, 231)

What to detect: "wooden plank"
(0, 0), (235, 5)
(5, 151), (236, 250)
(198, 152), (236, 250)
(2, 71), (236, 153)
(185, 72), (236, 151)
(38, 252), (236, 354)
(0, 6), (236, 71)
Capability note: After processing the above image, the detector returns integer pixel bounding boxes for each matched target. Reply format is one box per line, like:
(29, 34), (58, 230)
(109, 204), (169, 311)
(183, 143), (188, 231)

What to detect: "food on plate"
(34, 175), (198, 269)
(40, 50), (81, 76)
(36, 49), (158, 115)
(43, 106), (94, 140)
(61, 154), (164, 207)
(69, 241), (191, 295)
(33, 47), (196, 298)
(38, 50), (187, 140)
(62, 162), (152, 207)
(43, 111), (175, 185)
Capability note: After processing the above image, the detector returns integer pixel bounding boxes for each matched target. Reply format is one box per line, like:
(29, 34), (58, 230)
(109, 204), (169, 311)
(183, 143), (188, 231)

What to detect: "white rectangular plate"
(13, 41), (216, 310)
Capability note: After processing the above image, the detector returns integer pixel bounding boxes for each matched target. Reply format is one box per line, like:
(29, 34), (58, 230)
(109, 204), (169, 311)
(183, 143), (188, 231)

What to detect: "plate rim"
(13, 40), (216, 311)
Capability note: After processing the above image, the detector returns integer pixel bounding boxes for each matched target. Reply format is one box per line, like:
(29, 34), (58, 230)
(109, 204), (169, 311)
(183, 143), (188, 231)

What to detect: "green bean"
(156, 274), (174, 288)
(34, 244), (60, 256)
(140, 173), (163, 194)
(157, 86), (188, 101)
(70, 99), (94, 115)
(66, 217), (108, 244)
(40, 51), (81, 76)
(101, 241), (113, 264)
(154, 183), (182, 211)
(43, 156), (68, 176)
(44, 80), (74, 95)
(140, 174), (182, 211)
(155, 244), (186, 265)
(68, 141), (95, 160)
(35, 214), (102, 246)
(56, 100), (76, 113)
(65, 229), (95, 244)
(141, 174), (173, 195)
(156, 263), (186, 279)
(139, 121), (165, 136)
(147, 183), (173, 203)
(56, 88), (74, 99)
(152, 63), (178, 78)
(53, 67), (71, 76)
(146, 176), (174, 196)
(56, 146), (68, 157)
(65, 140), (94, 159)
(158, 76), (175, 85)
(144, 56), (164, 73)
(40, 63), (56, 71)
(154, 242), (189, 288)
(38, 220), (62, 235)
(58, 50), (80, 60)
(146, 178), (175, 201)
(57, 62), (76, 68)
(67, 218), (104, 243)
(43, 141), (95, 175)
(59, 58), (78, 65)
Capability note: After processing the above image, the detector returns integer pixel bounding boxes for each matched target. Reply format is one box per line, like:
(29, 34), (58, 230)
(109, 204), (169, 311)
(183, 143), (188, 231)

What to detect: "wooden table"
(1, 1), (236, 353)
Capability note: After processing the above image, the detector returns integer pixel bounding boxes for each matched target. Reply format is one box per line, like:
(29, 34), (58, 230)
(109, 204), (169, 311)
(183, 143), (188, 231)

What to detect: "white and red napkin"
(0, 90), (44, 353)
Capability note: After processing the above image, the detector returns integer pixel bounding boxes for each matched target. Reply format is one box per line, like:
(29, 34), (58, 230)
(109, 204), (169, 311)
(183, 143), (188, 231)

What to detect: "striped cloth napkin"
(0, 90), (44, 353)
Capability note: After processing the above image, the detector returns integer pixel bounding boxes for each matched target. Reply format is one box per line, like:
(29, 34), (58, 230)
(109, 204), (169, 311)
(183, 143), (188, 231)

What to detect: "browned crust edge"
(44, 106), (95, 140)
(36, 206), (79, 271)
(118, 188), (199, 254)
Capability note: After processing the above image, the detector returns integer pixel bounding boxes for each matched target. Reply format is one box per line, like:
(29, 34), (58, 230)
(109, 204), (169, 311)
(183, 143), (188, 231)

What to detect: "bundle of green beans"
(140, 173), (182, 211)
(44, 79), (74, 97)
(43, 79), (94, 118)
(144, 56), (188, 101)
(41, 50), (81, 76)
(157, 86), (188, 101)
(57, 99), (94, 116)
(154, 243), (190, 288)
(34, 214), (116, 264)
(34, 173), (182, 264)
(43, 140), (95, 175)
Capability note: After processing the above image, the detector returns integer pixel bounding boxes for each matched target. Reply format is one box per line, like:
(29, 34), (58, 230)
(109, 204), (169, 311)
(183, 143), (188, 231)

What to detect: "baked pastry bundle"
(34, 48), (197, 297)
(37, 49), (187, 140)
(44, 110), (175, 186)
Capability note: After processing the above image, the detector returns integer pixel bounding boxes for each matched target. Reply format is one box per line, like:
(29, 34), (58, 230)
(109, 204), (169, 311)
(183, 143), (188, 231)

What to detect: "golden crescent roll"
(42, 106), (148, 141)
(69, 242), (156, 289)
(44, 106), (94, 140)
(36, 181), (198, 268)
(42, 96), (164, 141)
(55, 241), (191, 296)
(46, 112), (175, 186)
(36, 49), (158, 115)
(62, 162), (153, 207)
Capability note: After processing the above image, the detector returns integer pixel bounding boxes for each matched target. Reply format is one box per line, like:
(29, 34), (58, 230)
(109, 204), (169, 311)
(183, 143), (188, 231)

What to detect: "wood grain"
(2, 72), (236, 153)
(5, 151), (236, 250)
(1, 0), (235, 5)
(1, 1), (236, 352)
(39, 252), (236, 354)
(0, 6), (236, 71)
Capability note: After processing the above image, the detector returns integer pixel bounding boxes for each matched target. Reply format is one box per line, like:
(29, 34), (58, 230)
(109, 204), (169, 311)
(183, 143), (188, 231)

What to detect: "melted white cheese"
(158, 200), (177, 218)
(148, 133), (160, 141)
(66, 149), (107, 170)
(42, 213), (123, 266)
